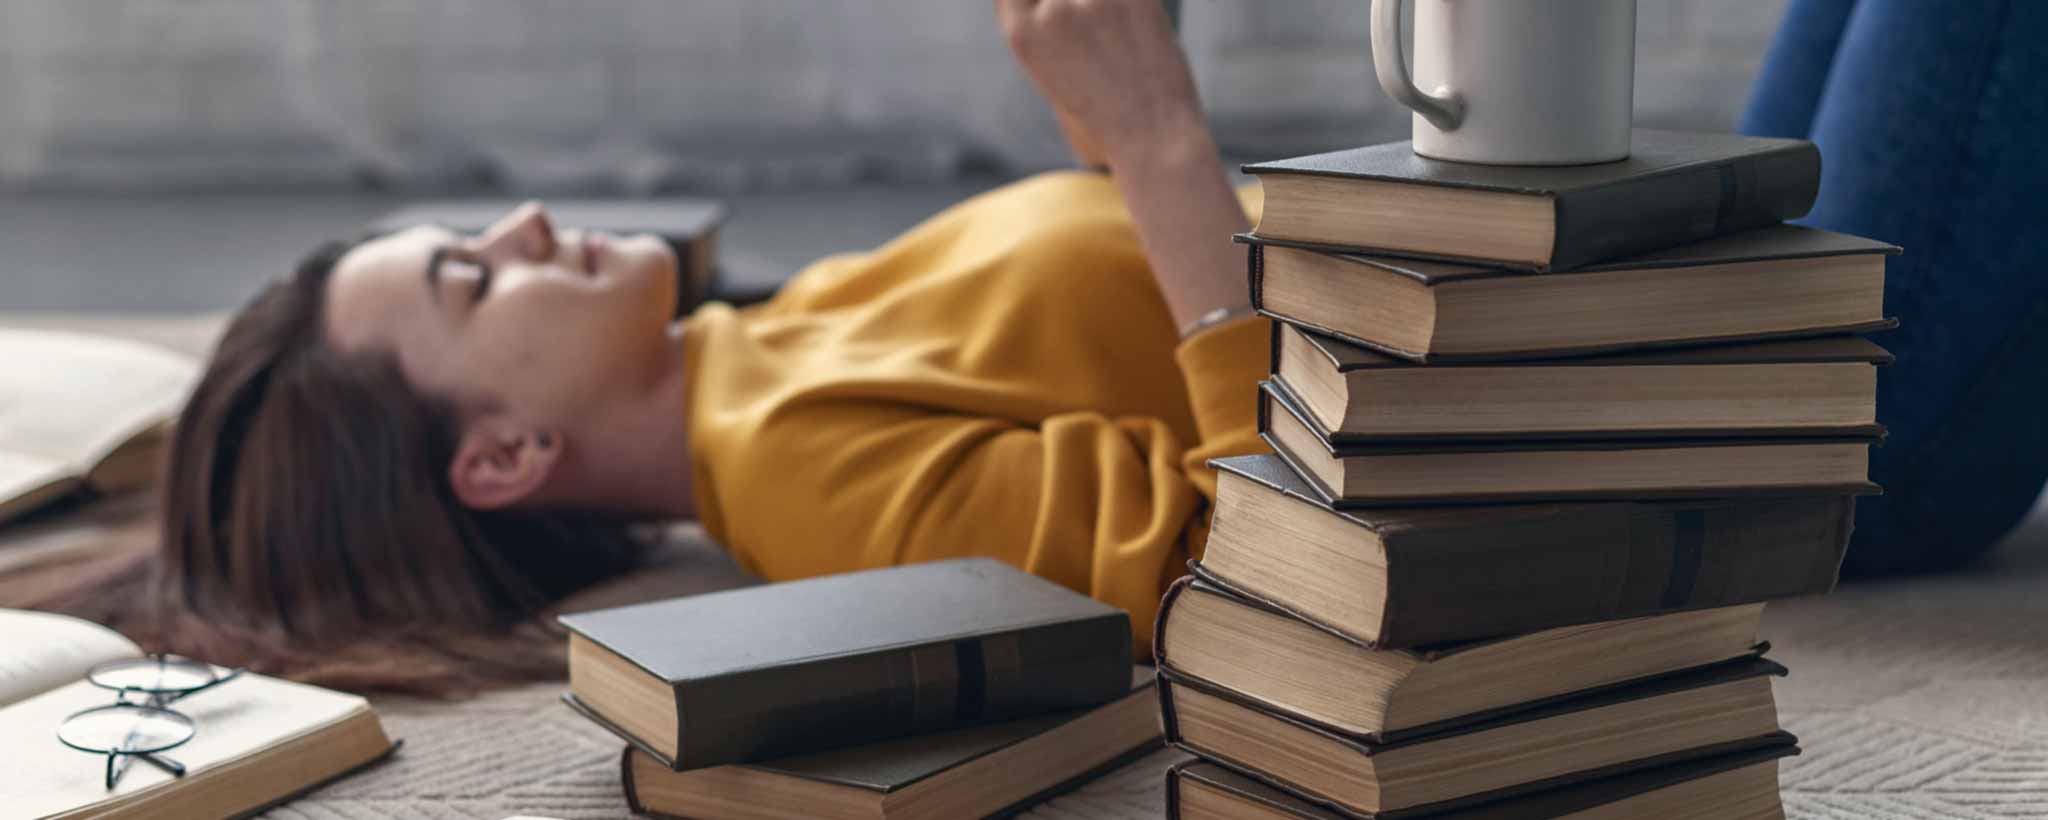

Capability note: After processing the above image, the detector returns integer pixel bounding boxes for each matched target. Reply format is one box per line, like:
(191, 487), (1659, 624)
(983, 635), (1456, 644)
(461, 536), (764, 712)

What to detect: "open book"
(0, 609), (396, 819)
(0, 328), (199, 525)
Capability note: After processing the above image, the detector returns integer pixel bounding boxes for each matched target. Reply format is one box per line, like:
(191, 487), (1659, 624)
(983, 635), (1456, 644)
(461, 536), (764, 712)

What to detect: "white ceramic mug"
(1371, 0), (1637, 165)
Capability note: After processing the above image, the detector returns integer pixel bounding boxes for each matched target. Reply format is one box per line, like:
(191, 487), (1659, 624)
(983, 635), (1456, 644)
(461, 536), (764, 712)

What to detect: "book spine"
(1549, 142), (1820, 270)
(669, 613), (1131, 769)
(1379, 495), (1853, 647)
(619, 747), (646, 815)
(1164, 762), (1189, 820)
(1151, 575), (1196, 669)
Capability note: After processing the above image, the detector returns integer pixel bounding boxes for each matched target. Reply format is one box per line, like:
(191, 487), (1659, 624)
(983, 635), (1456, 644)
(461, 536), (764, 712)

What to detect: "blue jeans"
(1742, 0), (2048, 574)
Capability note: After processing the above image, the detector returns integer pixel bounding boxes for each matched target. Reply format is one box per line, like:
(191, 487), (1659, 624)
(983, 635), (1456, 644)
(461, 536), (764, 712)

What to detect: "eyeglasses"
(56, 654), (246, 790)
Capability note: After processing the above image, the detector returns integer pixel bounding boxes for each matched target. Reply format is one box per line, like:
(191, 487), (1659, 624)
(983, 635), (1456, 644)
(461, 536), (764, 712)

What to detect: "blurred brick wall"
(0, 0), (1788, 193)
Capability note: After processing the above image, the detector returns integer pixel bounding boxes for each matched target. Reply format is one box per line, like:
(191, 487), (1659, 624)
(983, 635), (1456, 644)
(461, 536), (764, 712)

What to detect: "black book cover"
(1156, 659), (1793, 819)
(1260, 377), (1885, 505)
(1153, 574), (1770, 744)
(1243, 130), (1823, 271)
(1269, 322), (1892, 442)
(1243, 223), (1900, 363)
(619, 670), (1162, 820)
(1202, 453), (1856, 647)
(558, 559), (1132, 770)
(1165, 743), (1798, 820)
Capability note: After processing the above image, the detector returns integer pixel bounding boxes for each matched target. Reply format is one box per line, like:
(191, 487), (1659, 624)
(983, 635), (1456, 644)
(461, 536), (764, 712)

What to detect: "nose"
(472, 201), (558, 262)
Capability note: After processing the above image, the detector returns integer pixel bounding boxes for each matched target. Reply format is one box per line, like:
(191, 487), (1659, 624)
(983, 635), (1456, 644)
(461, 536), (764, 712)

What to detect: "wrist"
(1106, 119), (1217, 179)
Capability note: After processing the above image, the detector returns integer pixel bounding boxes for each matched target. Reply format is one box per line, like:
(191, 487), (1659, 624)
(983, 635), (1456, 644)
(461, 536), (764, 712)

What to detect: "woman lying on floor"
(12, 0), (1265, 692)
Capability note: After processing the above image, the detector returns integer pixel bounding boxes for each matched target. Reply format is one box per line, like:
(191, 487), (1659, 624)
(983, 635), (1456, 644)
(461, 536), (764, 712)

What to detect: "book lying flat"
(1272, 323), (1889, 441)
(1198, 454), (1852, 648)
(1, 612), (395, 820)
(559, 559), (1131, 770)
(0, 328), (199, 525)
(620, 669), (1160, 820)
(1155, 577), (1766, 740)
(1158, 659), (1790, 818)
(1247, 224), (1897, 362)
(1243, 130), (1820, 272)
(1166, 745), (1796, 820)
(1262, 380), (1881, 505)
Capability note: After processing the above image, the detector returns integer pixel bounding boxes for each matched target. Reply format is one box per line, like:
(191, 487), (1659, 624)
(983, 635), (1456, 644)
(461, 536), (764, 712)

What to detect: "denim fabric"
(1743, 0), (2048, 574)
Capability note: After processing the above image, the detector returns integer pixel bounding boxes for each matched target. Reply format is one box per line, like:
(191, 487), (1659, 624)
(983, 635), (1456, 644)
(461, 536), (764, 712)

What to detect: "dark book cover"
(558, 559), (1132, 770)
(1243, 130), (1823, 271)
(1152, 575), (1769, 744)
(1244, 224), (1901, 363)
(1203, 453), (1855, 648)
(1270, 323), (1892, 442)
(620, 669), (1161, 820)
(1261, 378), (1885, 504)
(1280, 319), (1894, 371)
(1156, 659), (1793, 819)
(1165, 743), (1798, 820)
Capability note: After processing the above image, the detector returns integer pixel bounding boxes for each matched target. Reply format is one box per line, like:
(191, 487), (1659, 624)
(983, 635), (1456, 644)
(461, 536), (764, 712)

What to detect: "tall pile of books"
(1159, 130), (1894, 819)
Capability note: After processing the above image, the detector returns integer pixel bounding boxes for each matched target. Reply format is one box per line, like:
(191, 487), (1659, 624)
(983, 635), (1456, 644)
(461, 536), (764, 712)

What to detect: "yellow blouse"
(681, 171), (1269, 656)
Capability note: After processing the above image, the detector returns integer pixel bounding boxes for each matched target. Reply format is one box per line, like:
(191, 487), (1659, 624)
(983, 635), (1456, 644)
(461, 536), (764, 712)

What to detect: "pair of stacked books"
(1159, 130), (1893, 819)
(556, 559), (1158, 820)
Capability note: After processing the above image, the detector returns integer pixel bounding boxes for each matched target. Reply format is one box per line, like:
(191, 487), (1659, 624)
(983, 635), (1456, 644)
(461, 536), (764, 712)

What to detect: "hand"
(996, 0), (1205, 170)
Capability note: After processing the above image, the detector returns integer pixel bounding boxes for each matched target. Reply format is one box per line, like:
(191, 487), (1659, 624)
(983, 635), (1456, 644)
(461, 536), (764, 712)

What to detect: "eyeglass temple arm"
(103, 749), (187, 790)
(159, 666), (247, 706)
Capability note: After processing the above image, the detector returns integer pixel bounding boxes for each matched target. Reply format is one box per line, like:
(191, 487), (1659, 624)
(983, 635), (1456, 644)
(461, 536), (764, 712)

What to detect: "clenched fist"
(996, 0), (1206, 170)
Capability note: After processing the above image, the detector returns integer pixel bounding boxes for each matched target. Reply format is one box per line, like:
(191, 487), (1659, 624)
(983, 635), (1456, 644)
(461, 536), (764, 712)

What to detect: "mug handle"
(1370, 0), (1464, 130)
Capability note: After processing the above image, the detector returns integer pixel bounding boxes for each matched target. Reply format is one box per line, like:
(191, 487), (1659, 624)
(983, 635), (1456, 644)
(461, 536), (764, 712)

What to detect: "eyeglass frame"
(55, 654), (247, 790)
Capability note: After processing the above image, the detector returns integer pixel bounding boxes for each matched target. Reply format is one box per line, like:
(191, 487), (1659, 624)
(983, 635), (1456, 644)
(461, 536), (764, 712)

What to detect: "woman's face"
(324, 202), (681, 426)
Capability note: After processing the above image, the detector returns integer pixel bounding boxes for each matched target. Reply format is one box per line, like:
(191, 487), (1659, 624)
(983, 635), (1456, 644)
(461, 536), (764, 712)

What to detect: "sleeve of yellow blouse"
(1173, 313), (1277, 507)
(913, 313), (1270, 650)
(709, 395), (1210, 658)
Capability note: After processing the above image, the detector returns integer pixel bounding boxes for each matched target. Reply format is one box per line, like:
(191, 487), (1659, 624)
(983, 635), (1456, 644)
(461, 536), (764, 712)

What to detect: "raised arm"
(996, 0), (1252, 336)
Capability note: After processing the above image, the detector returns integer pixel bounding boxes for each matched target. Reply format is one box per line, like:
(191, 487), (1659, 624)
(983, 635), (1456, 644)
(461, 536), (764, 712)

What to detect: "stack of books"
(1158, 130), (1893, 819)
(557, 559), (1162, 820)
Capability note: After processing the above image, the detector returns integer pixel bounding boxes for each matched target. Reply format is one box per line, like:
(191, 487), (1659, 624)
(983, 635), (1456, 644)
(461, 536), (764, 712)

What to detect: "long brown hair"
(4, 240), (650, 695)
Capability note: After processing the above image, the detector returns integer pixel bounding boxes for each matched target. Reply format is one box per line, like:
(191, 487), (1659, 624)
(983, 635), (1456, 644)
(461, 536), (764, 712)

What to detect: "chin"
(620, 233), (683, 319)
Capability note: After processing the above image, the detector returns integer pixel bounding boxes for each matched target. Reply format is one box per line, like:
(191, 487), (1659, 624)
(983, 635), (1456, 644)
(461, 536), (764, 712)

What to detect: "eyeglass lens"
(58, 703), (195, 755)
(87, 656), (219, 695)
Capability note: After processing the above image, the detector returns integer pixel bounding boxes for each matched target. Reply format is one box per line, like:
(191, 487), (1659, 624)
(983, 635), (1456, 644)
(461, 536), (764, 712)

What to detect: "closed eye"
(426, 246), (494, 308)
(467, 257), (494, 305)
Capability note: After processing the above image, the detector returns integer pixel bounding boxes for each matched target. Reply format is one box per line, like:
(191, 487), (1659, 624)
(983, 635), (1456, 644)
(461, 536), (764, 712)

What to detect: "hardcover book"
(1243, 129), (1821, 271)
(559, 559), (1132, 770)
(1166, 745), (1796, 820)
(1246, 224), (1897, 362)
(1199, 454), (1853, 648)
(1158, 659), (1790, 818)
(1154, 577), (1766, 740)
(620, 669), (1160, 820)
(1271, 322), (1889, 440)
(1261, 379), (1881, 505)
(0, 328), (199, 525)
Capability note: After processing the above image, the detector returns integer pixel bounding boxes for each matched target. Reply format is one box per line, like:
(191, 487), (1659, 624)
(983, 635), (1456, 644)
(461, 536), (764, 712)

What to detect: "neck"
(554, 324), (698, 519)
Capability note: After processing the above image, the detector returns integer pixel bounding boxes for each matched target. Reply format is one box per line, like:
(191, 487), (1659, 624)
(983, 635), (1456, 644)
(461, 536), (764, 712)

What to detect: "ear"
(449, 422), (563, 511)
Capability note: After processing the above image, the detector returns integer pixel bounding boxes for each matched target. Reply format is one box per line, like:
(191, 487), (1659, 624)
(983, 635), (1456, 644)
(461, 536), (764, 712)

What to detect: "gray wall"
(0, 0), (1788, 194)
